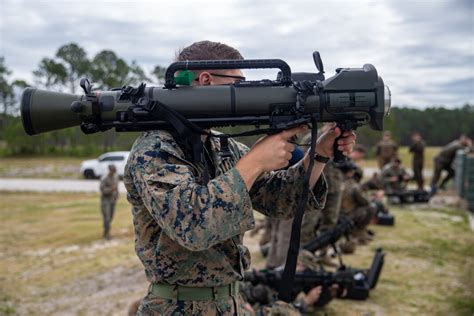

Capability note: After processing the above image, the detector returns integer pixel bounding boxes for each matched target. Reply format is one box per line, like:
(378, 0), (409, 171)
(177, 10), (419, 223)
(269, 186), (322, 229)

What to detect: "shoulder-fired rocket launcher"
(20, 52), (391, 137)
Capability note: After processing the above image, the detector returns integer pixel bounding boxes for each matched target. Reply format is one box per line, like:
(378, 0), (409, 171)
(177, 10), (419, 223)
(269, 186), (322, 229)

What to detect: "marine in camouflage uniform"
(100, 164), (119, 239)
(375, 131), (398, 170)
(409, 132), (425, 191)
(380, 158), (410, 194)
(431, 137), (470, 194)
(319, 161), (344, 229)
(124, 130), (327, 315)
(340, 165), (374, 236)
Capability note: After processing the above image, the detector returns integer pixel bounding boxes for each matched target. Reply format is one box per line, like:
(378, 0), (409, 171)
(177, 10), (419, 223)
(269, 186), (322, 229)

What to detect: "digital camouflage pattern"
(137, 292), (251, 315)
(124, 130), (327, 314)
(319, 161), (344, 228)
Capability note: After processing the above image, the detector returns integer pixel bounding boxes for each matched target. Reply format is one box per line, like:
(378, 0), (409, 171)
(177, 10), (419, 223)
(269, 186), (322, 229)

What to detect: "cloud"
(0, 0), (473, 108)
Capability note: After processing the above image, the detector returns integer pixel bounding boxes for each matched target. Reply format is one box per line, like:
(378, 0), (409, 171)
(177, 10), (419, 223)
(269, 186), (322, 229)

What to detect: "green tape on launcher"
(174, 70), (195, 86)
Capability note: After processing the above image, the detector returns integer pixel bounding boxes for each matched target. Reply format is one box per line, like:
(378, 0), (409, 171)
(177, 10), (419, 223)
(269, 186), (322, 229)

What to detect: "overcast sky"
(0, 0), (473, 108)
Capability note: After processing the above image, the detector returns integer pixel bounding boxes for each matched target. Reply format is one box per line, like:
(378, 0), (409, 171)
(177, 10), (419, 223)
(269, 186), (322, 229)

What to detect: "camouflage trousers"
(137, 290), (251, 315)
(412, 159), (424, 190)
(100, 196), (116, 236)
(431, 159), (454, 189)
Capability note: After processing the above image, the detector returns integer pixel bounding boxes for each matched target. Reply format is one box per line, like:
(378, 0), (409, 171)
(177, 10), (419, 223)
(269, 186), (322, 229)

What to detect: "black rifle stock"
(302, 216), (354, 252)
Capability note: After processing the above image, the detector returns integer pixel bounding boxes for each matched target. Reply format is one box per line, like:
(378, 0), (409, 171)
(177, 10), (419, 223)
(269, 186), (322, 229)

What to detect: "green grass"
(0, 191), (142, 315)
(0, 157), (89, 179)
(327, 206), (474, 315)
(0, 191), (473, 315)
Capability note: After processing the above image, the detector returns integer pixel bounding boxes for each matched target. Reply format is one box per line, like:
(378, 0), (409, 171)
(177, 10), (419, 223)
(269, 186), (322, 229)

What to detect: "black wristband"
(313, 154), (330, 164)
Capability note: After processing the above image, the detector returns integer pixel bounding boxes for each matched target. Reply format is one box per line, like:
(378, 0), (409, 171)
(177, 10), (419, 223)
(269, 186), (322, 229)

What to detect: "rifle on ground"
(243, 248), (385, 307)
(386, 190), (430, 204)
(302, 216), (354, 252)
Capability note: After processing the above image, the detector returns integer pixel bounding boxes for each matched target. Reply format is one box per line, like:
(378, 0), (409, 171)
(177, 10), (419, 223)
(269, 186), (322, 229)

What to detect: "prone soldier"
(339, 162), (375, 245)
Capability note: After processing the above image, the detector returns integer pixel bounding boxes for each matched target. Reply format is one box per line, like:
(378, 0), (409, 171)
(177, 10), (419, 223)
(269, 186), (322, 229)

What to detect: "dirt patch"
(18, 265), (147, 316)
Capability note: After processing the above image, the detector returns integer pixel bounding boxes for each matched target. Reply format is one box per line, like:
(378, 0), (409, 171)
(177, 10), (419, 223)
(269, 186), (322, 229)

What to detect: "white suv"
(80, 151), (130, 179)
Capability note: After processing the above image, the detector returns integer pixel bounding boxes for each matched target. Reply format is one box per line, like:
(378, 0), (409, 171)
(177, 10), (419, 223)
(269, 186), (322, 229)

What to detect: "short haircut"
(176, 40), (244, 61)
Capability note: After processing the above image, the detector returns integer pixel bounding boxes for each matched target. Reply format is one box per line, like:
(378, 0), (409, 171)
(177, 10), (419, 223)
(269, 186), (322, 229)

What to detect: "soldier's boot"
(339, 240), (356, 254)
(103, 226), (111, 240)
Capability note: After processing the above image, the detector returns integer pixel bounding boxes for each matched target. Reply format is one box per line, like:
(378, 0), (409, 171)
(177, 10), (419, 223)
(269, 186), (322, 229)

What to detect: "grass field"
(0, 147), (441, 180)
(0, 157), (86, 179)
(1, 191), (473, 315)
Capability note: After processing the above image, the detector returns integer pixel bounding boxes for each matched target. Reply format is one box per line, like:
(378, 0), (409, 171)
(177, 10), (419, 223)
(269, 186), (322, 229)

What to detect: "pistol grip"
(333, 132), (347, 163)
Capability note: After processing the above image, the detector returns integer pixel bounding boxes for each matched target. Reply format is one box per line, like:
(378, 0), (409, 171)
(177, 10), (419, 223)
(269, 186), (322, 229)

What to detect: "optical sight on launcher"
(21, 51), (391, 140)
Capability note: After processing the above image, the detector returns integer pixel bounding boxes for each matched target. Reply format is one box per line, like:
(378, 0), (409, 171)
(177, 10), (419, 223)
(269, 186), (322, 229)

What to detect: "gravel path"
(0, 167), (433, 193)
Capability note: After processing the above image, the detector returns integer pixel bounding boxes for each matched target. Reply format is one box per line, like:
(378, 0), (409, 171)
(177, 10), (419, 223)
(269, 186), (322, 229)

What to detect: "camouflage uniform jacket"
(341, 178), (369, 213)
(375, 140), (398, 159)
(381, 163), (409, 191)
(100, 173), (119, 200)
(124, 130), (327, 287)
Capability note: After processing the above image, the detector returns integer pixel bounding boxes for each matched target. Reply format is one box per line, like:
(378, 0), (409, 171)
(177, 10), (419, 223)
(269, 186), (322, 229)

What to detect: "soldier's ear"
(197, 72), (212, 86)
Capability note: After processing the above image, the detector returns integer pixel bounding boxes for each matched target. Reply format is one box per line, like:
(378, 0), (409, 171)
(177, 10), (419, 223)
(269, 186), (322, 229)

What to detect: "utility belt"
(149, 282), (238, 301)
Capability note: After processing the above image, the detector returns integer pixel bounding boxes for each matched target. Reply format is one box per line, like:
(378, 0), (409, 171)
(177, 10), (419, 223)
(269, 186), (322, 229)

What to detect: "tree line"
(0, 43), (473, 157)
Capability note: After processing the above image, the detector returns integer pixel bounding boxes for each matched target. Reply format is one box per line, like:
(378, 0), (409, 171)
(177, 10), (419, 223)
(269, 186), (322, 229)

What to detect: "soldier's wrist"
(313, 153), (330, 164)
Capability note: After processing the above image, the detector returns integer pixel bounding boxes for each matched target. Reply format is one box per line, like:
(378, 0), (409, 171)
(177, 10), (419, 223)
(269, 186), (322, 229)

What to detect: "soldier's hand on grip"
(246, 125), (307, 173)
(316, 125), (357, 158)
